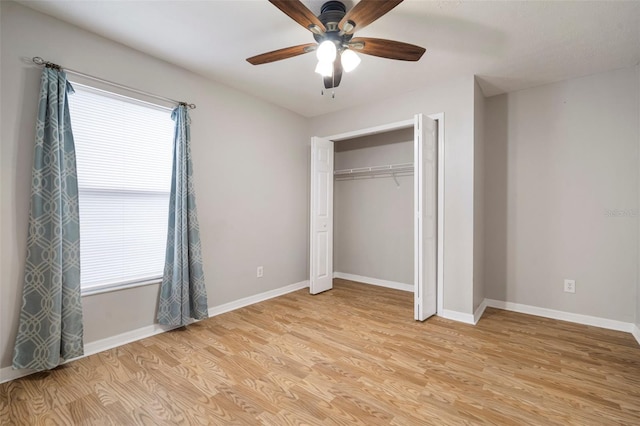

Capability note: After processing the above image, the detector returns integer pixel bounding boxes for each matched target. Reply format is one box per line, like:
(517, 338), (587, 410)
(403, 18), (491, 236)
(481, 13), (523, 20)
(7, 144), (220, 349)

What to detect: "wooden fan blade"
(269, 0), (326, 33)
(324, 55), (343, 89)
(350, 37), (425, 61)
(247, 43), (316, 65)
(339, 0), (404, 34)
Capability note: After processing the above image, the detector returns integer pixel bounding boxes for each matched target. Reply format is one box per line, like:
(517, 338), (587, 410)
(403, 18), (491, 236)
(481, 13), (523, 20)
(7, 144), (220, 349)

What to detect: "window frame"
(67, 81), (174, 297)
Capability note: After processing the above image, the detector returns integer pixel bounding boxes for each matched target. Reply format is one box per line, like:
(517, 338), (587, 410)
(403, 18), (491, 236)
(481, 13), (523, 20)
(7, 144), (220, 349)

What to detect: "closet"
(333, 128), (415, 292)
(310, 114), (441, 321)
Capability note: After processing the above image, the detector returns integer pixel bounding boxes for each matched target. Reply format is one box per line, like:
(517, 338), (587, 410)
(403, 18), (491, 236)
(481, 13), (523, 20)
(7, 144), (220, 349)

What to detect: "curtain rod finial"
(32, 56), (61, 70)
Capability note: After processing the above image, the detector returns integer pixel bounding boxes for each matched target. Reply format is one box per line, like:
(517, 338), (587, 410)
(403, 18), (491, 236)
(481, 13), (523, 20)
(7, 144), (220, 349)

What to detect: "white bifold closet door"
(310, 136), (334, 294)
(414, 114), (437, 321)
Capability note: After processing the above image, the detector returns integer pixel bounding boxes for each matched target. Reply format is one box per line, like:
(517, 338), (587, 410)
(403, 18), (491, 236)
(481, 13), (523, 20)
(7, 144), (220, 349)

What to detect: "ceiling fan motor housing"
(314, 1), (353, 46)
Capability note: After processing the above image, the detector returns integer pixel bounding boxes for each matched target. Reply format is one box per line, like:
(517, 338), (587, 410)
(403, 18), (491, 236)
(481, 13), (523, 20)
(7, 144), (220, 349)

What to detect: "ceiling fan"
(247, 0), (426, 90)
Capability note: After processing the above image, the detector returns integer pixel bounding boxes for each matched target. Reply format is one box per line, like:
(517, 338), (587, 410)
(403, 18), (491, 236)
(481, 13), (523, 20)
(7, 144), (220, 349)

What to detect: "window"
(67, 84), (174, 294)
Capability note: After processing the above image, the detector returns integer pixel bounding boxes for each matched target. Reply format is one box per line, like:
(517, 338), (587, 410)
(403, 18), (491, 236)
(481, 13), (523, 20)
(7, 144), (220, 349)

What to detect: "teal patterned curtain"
(157, 105), (208, 326)
(13, 67), (83, 370)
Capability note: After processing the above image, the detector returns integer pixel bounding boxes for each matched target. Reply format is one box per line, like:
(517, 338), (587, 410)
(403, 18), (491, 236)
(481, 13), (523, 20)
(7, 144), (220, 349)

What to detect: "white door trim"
(323, 119), (414, 142)
(320, 115), (445, 315)
(428, 113), (445, 315)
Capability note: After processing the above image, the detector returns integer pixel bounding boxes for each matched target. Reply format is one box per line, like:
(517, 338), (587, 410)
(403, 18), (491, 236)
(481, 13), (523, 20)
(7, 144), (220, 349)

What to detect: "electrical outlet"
(257, 266), (263, 278)
(564, 279), (575, 293)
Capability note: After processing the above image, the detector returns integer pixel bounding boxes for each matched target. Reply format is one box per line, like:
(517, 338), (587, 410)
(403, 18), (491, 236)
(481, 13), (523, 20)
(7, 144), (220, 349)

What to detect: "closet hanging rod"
(335, 171), (413, 181)
(334, 162), (413, 177)
(31, 57), (196, 109)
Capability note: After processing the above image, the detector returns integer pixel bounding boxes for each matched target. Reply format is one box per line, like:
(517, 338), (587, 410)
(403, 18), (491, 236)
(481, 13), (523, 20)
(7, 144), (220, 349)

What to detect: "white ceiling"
(20, 0), (640, 117)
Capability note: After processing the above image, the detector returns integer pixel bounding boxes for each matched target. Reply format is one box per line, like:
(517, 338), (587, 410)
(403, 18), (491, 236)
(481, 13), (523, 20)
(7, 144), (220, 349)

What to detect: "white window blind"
(67, 84), (174, 293)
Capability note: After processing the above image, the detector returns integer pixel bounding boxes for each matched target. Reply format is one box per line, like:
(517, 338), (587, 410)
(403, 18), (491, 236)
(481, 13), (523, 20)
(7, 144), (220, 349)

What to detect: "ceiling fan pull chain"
(332, 91), (335, 99)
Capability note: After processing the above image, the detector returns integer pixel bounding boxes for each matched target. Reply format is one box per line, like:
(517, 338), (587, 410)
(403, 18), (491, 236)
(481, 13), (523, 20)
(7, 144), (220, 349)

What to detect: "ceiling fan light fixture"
(308, 24), (324, 35)
(316, 40), (337, 63)
(341, 49), (361, 72)
(341, 20), (355, 34)
(315, 60), (333, 77)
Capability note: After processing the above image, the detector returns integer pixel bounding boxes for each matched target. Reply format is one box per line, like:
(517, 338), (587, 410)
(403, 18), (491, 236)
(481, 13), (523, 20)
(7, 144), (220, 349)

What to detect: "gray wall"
(311, 76), (477, 316)
(638, 65), (640, 331)
(484, 66), (639, 322)
(473, 78), (486, 312)
(334, 129), (414, 285)
(0, 2), (309, 370)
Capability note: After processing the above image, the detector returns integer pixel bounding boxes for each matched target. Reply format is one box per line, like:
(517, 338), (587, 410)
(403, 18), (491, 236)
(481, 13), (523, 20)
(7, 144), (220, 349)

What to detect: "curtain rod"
(32, 57), (196, 109)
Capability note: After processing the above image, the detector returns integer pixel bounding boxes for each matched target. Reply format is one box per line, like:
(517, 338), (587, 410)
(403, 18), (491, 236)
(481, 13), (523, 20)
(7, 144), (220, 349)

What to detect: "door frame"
(316, 113), (445, 315)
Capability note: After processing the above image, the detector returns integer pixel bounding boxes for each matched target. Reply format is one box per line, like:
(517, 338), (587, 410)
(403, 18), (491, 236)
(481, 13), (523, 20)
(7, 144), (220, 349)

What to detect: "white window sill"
(81, 278), (162, 297)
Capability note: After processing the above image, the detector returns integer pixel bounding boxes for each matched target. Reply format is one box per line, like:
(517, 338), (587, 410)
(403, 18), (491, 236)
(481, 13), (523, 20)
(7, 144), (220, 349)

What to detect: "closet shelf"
(334, 162), (414, 180)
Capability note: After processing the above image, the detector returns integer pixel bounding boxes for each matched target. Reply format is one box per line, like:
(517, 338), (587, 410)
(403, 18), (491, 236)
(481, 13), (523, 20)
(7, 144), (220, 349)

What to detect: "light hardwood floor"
(1, 279), (639, 425)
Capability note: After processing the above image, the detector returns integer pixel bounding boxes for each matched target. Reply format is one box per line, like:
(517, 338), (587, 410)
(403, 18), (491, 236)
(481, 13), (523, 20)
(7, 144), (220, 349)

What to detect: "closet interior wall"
(333, 128), (414, 287)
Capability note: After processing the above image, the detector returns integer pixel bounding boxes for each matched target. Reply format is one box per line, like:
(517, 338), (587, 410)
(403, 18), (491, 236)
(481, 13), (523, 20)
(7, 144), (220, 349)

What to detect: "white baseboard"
(0, 323), (179, 384)
(333, 272), (413, 293)
(632, 324), (640, 346)
(438, 300), (486, 326)
(484, 299), (635, 333)
(473, 299), (488, 324)
(0, 365), (37, 384)
(440, 309), (476, 325)
(0, 280), (310, 384)
(207, 280), (309, 317)
(83, 323), (178, 356)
